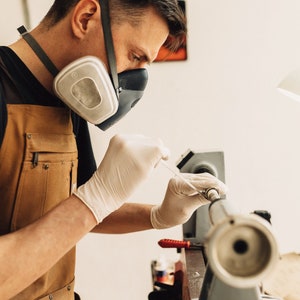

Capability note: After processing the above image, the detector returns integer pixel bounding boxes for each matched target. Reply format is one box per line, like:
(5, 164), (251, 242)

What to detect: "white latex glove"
(74, 134), (170, 223)
(150, 173), (228, 229)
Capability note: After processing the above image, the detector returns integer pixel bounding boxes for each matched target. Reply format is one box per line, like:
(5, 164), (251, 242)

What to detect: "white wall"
(2, 1), (300, 299)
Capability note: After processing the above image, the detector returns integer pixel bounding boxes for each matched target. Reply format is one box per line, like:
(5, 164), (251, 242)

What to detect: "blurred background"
(2, 0), (300, 299)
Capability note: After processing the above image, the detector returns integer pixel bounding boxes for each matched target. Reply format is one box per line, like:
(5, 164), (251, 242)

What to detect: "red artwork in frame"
(155, 0), (187, 62)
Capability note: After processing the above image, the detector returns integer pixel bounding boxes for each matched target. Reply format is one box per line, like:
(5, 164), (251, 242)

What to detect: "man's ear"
(71, 0), (100, 38)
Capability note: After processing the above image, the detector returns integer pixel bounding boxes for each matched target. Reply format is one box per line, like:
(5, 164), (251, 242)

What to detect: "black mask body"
(97, 68), (148, 130)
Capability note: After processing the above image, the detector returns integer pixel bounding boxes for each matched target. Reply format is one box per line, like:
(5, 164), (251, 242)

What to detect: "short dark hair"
(42, 0), (186, 52)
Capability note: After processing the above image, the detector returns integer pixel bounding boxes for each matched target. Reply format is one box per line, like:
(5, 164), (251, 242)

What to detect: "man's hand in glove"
(151, 173), (228, 229)
(74, 134), (170, 223)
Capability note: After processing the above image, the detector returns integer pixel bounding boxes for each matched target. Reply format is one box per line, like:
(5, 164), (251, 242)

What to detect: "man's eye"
(132, 54), (141, 62)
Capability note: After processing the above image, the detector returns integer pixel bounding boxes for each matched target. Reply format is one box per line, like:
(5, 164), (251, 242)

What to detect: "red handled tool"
(158, 239), (204, 250)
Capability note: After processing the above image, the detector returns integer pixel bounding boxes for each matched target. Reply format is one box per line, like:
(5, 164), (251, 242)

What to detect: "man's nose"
(118, 62), (149, 73)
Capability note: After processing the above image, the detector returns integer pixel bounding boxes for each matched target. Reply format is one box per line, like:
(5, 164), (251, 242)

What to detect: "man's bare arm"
(0, 196), (96, 299)
(92, 203), (154, 234)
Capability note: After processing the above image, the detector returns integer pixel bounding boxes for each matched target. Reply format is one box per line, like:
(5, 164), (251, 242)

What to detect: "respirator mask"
(17, 0), (148, 130)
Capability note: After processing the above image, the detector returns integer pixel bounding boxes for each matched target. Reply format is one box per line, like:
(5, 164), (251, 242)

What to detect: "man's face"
(111, 7), (169, 73)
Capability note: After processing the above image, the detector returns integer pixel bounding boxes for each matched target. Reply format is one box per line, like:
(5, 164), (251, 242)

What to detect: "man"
(0, 0), (227, 299)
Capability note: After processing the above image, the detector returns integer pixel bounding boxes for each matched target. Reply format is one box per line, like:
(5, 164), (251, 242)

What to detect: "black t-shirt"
(0, 46), (96, 186)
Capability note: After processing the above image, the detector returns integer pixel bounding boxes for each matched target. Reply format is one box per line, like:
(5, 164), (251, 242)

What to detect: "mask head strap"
(17, 25), (59, 77)
(98, 0), (120, 97)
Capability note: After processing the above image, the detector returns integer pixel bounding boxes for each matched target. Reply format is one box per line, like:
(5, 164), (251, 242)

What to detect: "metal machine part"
(199, 268), (262, 300)
(205, 199), (278, 288)
(176, 150), (279, 299)
(177, 150), (225, 243)
(196, 188), (278, 289)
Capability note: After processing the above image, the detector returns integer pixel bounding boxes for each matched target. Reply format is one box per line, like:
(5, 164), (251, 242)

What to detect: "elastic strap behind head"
(98, 0), (120, 96)
(17, 25), (59, 77)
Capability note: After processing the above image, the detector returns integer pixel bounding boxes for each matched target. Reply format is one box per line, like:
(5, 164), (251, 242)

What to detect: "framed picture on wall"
(155, 0), (187, 62)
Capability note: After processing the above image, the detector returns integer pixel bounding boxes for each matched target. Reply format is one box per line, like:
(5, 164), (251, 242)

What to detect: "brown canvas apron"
(0, 104), (78, 299)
